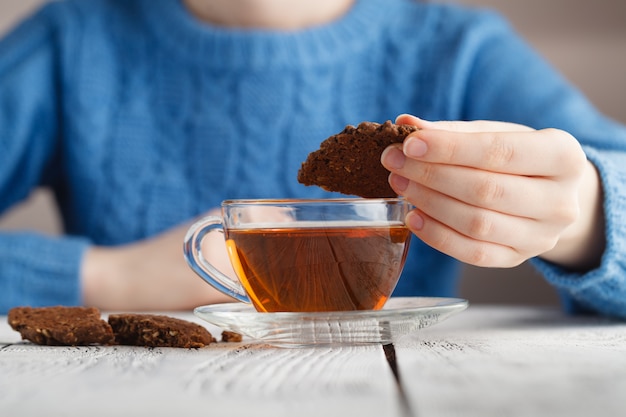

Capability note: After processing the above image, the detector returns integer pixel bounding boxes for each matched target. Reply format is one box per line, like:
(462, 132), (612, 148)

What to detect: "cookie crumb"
(221, 330), (243, 343)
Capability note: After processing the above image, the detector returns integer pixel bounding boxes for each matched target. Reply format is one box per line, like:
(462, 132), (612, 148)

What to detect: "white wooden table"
(1, 305), (625, 417)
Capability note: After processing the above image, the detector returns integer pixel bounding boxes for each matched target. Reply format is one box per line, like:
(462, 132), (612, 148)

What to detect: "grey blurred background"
(1, 0), (625, 305)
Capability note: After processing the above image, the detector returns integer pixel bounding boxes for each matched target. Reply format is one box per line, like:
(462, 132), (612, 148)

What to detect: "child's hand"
(81, 208), (235, 311)
(382, 114), (604, 270)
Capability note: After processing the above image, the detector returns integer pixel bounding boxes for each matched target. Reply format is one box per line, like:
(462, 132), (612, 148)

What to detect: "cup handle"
(183, 216), (251, 304)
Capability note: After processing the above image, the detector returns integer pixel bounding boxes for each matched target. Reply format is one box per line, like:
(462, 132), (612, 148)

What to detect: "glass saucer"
(194, 297), (468, 347)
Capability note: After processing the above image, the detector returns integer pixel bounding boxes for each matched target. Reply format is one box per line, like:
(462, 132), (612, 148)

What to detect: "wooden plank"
(394, 306), (626, 417)
(0, 314), (403, 417)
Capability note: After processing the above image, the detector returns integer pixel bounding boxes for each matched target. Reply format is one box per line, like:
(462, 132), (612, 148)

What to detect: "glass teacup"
(183, 198), (411, 313)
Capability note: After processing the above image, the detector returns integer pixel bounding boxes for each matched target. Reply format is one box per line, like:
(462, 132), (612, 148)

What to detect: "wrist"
(541, 160), (605, 271)
(81, 246), (128, 309)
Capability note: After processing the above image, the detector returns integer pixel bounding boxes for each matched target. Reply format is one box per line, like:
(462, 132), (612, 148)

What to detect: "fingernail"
(381, 147), (406, 169)
(406, 211), (424, 230)
(394, 113), (415, 124)
(404, 137), (428, 158)
(389, 173), (409, 192)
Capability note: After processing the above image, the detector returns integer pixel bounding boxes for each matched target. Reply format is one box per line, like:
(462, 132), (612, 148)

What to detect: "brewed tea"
(225, 222), (411, 312)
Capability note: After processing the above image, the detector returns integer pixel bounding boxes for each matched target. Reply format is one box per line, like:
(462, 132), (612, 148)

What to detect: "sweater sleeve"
(531, 146), (626, 319)
(456, 11), (626, 318)
(0, 6), (90, 314)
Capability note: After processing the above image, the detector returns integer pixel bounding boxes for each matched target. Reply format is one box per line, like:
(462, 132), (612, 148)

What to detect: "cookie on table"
(108, 313), (216, 348)
(7, 306), (115, 346)
(297, 120), (419, 198)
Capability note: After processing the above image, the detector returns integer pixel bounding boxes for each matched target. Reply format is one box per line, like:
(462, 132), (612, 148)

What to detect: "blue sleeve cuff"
(531, 146), (626, 319)
(0, 232), (90, 314)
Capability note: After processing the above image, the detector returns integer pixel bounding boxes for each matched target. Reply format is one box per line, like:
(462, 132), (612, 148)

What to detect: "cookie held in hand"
(297, 120), (418, 198)
(8, 306), (115, 346)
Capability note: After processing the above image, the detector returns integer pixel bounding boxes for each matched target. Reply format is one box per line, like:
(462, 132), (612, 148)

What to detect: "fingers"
(393, 116), (586, 178)
(405, 208), (530, 267)
(397, 179), (562, 261)
(396, 114), (533, 133)
(409, 129), (583, 177)
(382, 118), (586, 219)
(387, 155), (571, 219)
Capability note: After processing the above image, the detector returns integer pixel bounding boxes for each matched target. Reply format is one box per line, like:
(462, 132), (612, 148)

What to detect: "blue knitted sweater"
(2, 0), (626, 317)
